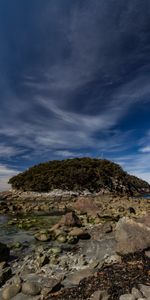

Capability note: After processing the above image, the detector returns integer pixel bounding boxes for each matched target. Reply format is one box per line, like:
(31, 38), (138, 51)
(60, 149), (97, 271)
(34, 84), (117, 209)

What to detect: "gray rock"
(22, 281), (41, 296)
(115, 217), (150, 254)
(139, 284), (150, 298)
(119, 294), (136, 300)
(62, 268), (95, 287)
(131, 287), (143, 298)
(2, 283), (21, 300)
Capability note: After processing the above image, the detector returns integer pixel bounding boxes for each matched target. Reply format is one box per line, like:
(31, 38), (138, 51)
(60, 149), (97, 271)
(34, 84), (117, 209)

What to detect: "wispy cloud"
(0, 165), (19, 191)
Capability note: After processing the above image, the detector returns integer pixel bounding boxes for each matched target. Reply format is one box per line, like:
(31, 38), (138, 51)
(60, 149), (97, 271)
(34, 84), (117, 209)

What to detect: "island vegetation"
(9, 157), (150, 194)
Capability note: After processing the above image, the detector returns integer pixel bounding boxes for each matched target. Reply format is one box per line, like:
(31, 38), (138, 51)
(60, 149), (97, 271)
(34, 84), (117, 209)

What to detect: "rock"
(36, 254), (49, 268)
(22, 281), (41, 296)
(104, 254), (122, 265)
(34, 231), (51, 242)
(0, 267), (12, 287)
(2, 283), (21, 300)
(145, 250), (150, 258)
(41, 278), (62, 296)
(119, 294), (136, 300)
(102, 224), (112, 234)
(58, 212), (82, 227)
(131, 287), (143, 298)
(73, 197), (99, 217)
(62, 268), (95, 286)
(0, 243), (10, 262)
(138, 284), (150, 298)
(57, 234), (67, 243)
(90, 290), (110, 300)
(69, 228), (90, 239)
(49, 247), (61, 255)
(11, 293), (40, 300)
(115, 216), (150, 254)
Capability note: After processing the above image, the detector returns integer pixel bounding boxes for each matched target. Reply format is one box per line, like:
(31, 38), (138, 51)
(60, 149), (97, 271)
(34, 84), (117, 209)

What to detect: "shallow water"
(0, 213), (61, 246)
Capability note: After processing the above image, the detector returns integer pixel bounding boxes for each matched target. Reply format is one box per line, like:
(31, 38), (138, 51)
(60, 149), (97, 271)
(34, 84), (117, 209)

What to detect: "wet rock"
(22, 281), (41, 296)
(0, 243), (10, 262)
(115, 216), (150, 254)
(2, 283), (21, 300)
(11, 293), (40, 300)
(58, 212), (82, 227)
(34, 231), (52, 242)
(41, 278), (62, 296)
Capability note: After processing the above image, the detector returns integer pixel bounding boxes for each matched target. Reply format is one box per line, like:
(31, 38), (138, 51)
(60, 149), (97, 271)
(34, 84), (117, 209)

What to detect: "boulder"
(73, 197), (99, 217)
(115, 216), (150, 255)
(58, 212), (81, 227)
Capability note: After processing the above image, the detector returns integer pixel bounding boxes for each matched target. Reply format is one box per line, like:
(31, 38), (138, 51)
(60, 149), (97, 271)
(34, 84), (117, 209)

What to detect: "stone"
(57, 234), (67, 243)
(90, 290), (110, 300)
(0, 243), (10, 262)
(34, 231), (51, 242)
(58, 212), (82, 227)
(131, 287), (143, 298)
(22, 281), (41, 296)
(119, 294), (136, 300)
(104, 254), (122, 265)
(73, 197), (99, 217)
(50, 247), (61, 255)
(2, 283), (21, 300)
(36, 254), (49, 268)
(41, 278), (62, 296)
(138, 284), (150, 298)
(115, 216), (150, 254)
(69, 228), (90, 239)
(62, 268), (95, 286)
(145, 250), (150, 258)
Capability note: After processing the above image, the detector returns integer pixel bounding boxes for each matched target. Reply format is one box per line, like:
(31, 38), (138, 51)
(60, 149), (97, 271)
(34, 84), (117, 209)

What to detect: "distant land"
(8, 158), (150, 195)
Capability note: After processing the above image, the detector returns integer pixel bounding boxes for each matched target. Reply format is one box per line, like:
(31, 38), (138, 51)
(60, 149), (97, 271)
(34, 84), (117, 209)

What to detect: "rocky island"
(0, 158), (150, 300)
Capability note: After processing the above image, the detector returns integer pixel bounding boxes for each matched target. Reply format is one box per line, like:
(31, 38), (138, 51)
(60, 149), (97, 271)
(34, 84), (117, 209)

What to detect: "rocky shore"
(0, 190), (149, 299)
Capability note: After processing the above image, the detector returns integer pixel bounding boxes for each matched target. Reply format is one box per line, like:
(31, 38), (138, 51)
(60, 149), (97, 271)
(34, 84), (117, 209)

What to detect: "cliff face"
(8, 157), (150, 195)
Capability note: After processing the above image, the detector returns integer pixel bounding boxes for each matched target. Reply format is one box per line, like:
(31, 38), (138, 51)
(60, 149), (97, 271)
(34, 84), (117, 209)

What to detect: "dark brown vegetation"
(48, 251), (150, 300)
(9, 157), (150, 194)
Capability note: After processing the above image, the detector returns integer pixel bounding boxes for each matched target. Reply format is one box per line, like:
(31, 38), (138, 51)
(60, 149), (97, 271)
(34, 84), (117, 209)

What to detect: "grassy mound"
(9, 157), (150, 194)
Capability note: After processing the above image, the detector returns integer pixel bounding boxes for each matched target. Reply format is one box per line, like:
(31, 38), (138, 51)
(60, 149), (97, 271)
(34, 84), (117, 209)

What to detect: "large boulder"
(115, 215), (150, 255)
(73, 197), (99, 217)
(0, 243), (10, 262)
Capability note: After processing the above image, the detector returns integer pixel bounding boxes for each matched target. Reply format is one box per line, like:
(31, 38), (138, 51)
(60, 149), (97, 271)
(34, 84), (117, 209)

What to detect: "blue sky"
(1, 0), (150, 190)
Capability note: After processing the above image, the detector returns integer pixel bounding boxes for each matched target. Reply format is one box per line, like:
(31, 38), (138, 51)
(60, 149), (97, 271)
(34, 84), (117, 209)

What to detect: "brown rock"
(58, 212), (81, 227)
(73, 197), (99, 217)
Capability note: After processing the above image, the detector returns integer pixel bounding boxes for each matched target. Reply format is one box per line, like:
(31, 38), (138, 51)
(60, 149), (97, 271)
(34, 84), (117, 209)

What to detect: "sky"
(1, 0), (150, 190)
